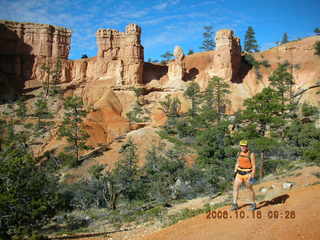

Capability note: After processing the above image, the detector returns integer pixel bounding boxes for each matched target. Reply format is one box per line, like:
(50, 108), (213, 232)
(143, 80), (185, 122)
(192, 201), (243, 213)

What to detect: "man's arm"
(251, 152), (256, 178)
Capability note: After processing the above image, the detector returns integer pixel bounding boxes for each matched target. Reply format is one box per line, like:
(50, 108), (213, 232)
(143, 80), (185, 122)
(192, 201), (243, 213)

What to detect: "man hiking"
(231, 140), (257, 211)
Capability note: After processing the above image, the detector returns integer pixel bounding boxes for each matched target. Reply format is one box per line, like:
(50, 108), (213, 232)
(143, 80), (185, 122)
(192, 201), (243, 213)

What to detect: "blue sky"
(1, 0), (319, 61)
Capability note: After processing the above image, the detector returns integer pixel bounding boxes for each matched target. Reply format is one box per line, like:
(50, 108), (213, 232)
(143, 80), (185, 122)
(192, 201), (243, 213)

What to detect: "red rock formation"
(165, 46), (187, 90)
(208, 29), (241, 82)
(0, 20), (71, 100)
(95, 24), (144, 86)
(1, 20), (320, 143)
(0, 20), (70, 58)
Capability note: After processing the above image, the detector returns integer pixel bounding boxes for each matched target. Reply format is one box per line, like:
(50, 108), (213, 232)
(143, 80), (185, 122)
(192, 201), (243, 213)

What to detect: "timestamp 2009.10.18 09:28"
(206, 210), (296, 220)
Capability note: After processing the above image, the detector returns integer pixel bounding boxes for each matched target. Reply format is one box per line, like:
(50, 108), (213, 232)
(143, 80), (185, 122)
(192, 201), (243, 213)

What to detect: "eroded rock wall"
(0, 20), (71, 100)
(208, 29), (241, 82)
(95, 24), (144, 86)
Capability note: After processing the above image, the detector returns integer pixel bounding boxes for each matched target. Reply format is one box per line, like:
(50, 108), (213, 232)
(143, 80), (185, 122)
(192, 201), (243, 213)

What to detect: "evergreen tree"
(40, 58), (62, 96)
(114, 138), (140, 203)
(160, 51), (174, 62)
(314, 41), (320, 56)
(159, 95), (181, 119)
(236, 87), (285, 179)
(203, 76), (231, 122)
(187, 49), (194, 55)
(200, 25), (215, 51)
(88, 164), (122, 210)
(159, 95), (182, 134)
(33, 96), (53, 130)
(240, 87), (283, 137)
(15, 97), (28, 120)
(0, 133), (62, 239)
(198, 78), (219, 127)
(195, 120), (231, 167)
(58, 96), (91, 167)
(244, 26), (259, 52)
(126, 87), (150, 123)
(183, 81), (201, 118)
(50, 58), (62, 96)
(284, 117), (320, 164)
(281, 33), (289, 44)
(268, 62), (295, 117)
(314, 27), (320, 35)
(144, 144), (186, 203)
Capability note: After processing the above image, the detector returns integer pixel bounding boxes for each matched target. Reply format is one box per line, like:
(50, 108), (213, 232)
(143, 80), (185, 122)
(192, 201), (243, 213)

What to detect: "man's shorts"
(236, 168), (252, 183)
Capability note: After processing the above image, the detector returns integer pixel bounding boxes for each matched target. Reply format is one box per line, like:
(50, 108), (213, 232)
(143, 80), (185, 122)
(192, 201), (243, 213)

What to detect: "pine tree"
(160, 51), (174, 63)
(281, 33), (289, 44)
(15, 96), (28, 120)
(237, 88), (284, 179)
(114, 138), (140, 203)
(203, 76), (231, 122)
(50, 57), (62, 96)
(241, 87), (283, 137)
(33, 96), (53, 130)
(200, 25), (215, 51)
(126, 87), (150, 123)
(88, 164), (121, 210)
(184, 81), (201, 118)
(0, 125), (62, 239)
(159, 95), (181, 118)
(314, 27), (320, 35)
(58, 96), (91, 167)
(268, 63), (295, 117)
(40, 58), (62, 96)
(244, 26), (259, 52)
(198, 78), (218, 127)
(195, 120), (231, 168)
(187, 49), (194, 55)
(144, 144), (186, 203)
(314, 41), (320, 56)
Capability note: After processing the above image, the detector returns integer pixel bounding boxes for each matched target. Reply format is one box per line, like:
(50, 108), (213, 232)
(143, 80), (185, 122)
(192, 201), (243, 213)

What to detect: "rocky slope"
(47, 165), (320, 240)
(1, 19), (320, 162)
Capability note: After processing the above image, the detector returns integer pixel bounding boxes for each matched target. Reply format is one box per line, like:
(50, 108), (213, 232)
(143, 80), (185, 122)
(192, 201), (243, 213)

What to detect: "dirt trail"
(141, 184), (320, 240)
(53, 166), (320, 240)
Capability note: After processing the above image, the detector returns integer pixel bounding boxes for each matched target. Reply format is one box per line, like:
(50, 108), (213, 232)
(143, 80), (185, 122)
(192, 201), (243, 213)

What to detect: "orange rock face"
(1, 19), (320, 155)
(95, 23), (144, 85)
(0, 20), (71, 100)
(209, 29), (241, 82)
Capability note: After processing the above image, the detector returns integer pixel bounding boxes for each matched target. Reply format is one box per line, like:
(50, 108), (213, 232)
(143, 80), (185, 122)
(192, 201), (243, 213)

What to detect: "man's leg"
(231, 175), (242, 210)
(245, 176), (256, 210)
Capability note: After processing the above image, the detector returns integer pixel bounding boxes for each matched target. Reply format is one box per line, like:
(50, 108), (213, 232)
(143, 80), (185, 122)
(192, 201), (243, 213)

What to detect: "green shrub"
(314, 41), (320, 56)
(303, 141), (320, 165)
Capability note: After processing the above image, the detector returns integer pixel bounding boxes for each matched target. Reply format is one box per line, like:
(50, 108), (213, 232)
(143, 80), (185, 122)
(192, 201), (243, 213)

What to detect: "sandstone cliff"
(0, 20), (71, 101)
(1, 19), (320, 163)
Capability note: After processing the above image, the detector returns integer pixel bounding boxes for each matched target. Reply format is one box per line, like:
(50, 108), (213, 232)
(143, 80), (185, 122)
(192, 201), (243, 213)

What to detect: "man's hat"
(239, 140), (248, 146)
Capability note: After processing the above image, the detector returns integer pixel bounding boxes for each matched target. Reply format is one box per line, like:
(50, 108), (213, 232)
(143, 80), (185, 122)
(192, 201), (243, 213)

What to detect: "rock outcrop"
(208, 29), (241, 82)
(0, 20), (71, 58)
(1, 19), (320, 128)
(95, 24), (144, 86)
(0, 20), (71, 100)
(165, 46), (187, 90)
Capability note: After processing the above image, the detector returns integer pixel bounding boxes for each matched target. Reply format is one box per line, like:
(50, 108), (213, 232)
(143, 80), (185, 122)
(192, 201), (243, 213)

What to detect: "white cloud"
(153, 2), (169, 10)
(153, 0), (180, 10)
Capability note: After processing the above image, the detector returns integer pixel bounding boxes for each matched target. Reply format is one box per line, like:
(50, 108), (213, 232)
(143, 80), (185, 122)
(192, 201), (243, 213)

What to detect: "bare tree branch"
(293, 82), (320, 99)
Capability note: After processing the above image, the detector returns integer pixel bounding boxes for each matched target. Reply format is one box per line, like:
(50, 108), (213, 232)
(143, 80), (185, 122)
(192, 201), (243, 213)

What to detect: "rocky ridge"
(1, 19), (320, 156)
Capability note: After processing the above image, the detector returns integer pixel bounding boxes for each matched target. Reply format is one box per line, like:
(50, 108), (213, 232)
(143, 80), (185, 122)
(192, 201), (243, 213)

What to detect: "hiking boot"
(230, 203), (239, 211)
(249, 203), (257, 211)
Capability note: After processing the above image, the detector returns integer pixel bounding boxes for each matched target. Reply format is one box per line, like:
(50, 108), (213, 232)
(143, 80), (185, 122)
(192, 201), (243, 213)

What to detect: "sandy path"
(141, 184), (320, 240)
